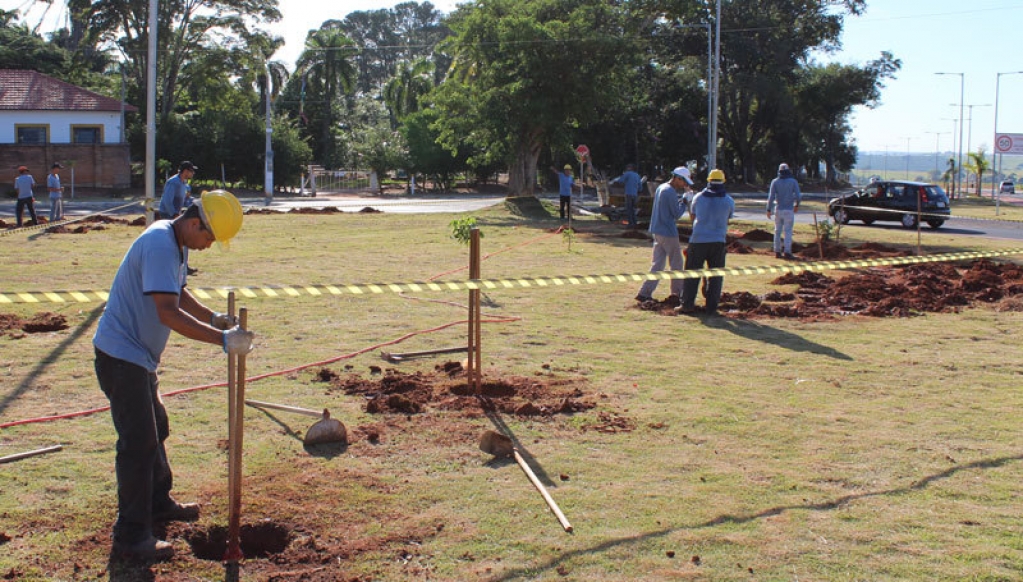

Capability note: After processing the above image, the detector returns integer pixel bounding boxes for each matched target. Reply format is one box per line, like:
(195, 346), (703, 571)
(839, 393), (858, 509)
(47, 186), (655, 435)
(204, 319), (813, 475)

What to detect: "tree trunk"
(507, 130), (543, 197)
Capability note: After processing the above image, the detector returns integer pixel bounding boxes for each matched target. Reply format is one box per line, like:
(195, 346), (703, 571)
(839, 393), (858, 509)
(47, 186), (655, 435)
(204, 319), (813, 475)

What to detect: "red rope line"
(2, 227), (545, 429)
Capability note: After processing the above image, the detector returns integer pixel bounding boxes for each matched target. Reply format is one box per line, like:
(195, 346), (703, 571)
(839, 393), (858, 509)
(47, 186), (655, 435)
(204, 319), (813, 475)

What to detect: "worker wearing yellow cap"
(93, 190), (253, 561)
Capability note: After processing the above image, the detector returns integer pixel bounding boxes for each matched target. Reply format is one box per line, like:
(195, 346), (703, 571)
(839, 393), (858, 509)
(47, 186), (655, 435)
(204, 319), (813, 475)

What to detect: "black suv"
(828, 180), (951, 229)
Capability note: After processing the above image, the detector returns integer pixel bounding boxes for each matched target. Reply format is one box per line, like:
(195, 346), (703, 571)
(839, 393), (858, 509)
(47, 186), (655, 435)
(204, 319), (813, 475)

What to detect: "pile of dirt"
(0, 312), (68, 337)
(633, 230), (1023, 319)
(720, 259), (1023, 319)
(740, 228), (774, 242)
(320, 365), (597, 418)
(44, 214), (143, 234)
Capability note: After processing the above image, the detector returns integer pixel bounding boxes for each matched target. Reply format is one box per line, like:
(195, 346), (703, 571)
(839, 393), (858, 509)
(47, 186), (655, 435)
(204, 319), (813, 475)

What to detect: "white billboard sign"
(994, 133), (1023, 155)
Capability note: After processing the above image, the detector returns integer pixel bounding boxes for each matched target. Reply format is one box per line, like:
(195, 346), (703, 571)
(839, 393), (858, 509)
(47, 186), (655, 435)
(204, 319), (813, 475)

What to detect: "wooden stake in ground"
(224, 295), (248, 580)
(813, 212), (824, 259)
(467, 228), (482, 394)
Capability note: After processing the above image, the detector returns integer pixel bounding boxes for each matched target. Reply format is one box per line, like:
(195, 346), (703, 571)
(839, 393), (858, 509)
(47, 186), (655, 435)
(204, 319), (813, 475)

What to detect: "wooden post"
(813, 212), (824, 259)
(467, 228), (482, 394)
(224, 294), (244, 580)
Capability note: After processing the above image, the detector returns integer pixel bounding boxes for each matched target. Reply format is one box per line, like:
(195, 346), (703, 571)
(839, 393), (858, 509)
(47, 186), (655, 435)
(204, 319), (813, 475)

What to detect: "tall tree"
(0, 12), (70, 73)
(382, 57), (434, 125)
(965, 148), (990, 196)
(795, 53), (900, 186)
(87, 0), (282, 121)
(710, 0), (867, 183)
(433, 0), (635, 197)
(336, 2), (449, 95)
(294, 26), (358, 167)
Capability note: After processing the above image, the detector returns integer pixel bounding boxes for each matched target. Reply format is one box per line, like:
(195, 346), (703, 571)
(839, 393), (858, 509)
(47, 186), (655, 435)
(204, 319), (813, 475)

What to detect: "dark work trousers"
(625, 195), (638, 228)
(559, 195), (571, 220)
(94, 348), (174, 544)
(681, 242), (727, 312)
(15, 197), (38, 227)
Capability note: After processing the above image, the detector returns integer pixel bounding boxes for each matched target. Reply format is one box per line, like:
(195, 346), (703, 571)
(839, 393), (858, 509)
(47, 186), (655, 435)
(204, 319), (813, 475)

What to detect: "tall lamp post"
(993, 71), (1023, 201)
(959, 103), (991, 195)
(935, 72), (964, 198)
(924, 131), (948, 178)
(708, 0), (722, 171)
(901, 137), (914, 180)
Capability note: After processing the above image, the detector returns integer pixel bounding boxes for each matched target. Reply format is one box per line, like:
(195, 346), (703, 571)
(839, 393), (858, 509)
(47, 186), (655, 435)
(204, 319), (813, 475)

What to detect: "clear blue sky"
(7, 0), (1023, 159)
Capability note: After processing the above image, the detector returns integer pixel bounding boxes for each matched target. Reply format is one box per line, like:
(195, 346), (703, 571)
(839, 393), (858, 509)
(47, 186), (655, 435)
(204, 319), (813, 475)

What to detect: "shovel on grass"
(245, 400), (347, 446)
(479, 430), (572, 532)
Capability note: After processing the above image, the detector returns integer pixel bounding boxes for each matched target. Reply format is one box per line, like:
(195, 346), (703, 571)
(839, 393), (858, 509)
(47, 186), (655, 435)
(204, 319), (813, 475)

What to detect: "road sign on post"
(994, 133), (1023, 155)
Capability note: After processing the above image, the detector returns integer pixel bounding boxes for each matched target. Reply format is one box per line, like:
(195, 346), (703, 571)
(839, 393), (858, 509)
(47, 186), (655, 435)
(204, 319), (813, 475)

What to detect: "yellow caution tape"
(3, 248), (1022, 304)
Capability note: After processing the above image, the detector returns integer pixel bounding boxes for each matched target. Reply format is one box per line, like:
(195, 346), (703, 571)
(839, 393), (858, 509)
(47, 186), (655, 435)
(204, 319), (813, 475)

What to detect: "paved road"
(6, 189), (1023, 241)
(728, 190), (1023, 242)
(0, 191), (507, 219)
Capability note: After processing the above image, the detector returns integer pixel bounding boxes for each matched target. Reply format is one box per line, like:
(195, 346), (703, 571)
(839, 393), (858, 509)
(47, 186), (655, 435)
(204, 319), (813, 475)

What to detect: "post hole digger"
(245, 400), (347, 446)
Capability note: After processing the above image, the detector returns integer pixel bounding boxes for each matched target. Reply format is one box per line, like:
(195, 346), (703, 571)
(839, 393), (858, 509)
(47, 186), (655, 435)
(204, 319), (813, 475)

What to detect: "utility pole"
(708, 0), (721, 171)
(935, 72), (964, 198)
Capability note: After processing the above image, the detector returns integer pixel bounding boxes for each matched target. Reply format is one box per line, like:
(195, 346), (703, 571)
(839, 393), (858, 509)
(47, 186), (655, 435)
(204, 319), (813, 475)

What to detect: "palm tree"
(965, 148), (990, 197)
(382, 58), (434, 126)
(941, 157), (955, 195)
(295, 27), (358, 165)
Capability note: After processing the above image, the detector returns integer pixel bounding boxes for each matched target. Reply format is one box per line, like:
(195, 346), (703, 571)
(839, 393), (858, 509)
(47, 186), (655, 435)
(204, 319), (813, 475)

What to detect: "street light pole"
(935, 72), (964, 198)
(924, 131), (947, 177)
(902, 137), (913, 180)
(993, 71), (1023, 201)
(708, 0), (722, 171)
(961, 103), (991, 195)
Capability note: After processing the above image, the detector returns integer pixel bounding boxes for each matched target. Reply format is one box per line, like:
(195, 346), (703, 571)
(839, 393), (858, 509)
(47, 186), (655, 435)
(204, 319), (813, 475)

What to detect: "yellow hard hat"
(198, 190), (243, 249)
(708, 169), (726, 183)
(564, 164), (573, 170)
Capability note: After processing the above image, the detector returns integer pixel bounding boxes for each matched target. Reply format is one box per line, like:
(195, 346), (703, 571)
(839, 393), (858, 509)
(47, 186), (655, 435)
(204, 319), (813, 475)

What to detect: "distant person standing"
(551, 164), (582, 221)
(158, 161), (198, 220)
(676, 169), (735, 315)
(47, 163), (65, 222)
(610, 164), (645, 229)
(635, 166), (693, 305)
(766, 163), (801, 259)
(14, 165), (38, 227)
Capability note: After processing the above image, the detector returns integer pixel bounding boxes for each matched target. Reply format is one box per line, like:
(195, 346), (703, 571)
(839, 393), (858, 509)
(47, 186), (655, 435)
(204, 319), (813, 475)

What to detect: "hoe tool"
(245, 400), (347, 446)
(479, 430), (573, 532)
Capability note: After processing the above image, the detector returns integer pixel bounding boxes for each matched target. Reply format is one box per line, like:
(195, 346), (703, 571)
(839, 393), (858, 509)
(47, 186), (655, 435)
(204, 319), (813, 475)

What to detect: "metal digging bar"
(380, 346), (468, 363)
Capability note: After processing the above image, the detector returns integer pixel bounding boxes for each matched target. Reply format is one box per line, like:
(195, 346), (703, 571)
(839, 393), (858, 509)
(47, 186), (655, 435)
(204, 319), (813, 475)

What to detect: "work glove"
(210, 311), (237, 330)
(222, 326), (255, 356)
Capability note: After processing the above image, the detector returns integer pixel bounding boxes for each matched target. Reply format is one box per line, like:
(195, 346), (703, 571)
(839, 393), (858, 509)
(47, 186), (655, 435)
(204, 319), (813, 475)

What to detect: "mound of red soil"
(320, 366), (596, 418)
(0, 312), (68, 337)
(741, 228), (774, 242)
(722, 259), (1023, 319)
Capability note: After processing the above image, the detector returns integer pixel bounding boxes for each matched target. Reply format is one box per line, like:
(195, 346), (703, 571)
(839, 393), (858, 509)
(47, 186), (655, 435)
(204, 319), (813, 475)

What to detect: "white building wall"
(0, 110), (125, 144)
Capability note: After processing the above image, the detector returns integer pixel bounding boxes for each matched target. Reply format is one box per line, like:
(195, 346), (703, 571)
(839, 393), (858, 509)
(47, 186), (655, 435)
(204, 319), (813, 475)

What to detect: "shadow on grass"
(702, 314), (853, 360)
(489, 453), (1023, 581)
(106, 551), (157, 582)
(0, 302), (104, 417)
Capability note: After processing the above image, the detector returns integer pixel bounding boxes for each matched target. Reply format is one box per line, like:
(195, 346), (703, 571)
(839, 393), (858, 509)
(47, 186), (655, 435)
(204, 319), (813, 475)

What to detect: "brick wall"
(1, 144), (132, 190)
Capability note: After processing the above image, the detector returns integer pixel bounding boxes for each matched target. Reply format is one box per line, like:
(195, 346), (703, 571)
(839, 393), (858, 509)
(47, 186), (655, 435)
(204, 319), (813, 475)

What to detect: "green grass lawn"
(1, 200), (1022, 581)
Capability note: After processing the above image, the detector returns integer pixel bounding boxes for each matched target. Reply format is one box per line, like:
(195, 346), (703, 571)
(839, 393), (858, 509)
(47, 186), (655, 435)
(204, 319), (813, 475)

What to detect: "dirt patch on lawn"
(0, 312), (68, 337)
(63, 364), (608, 581)
(634, 230), (1023, 319)
(322, 365), (598, 418)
